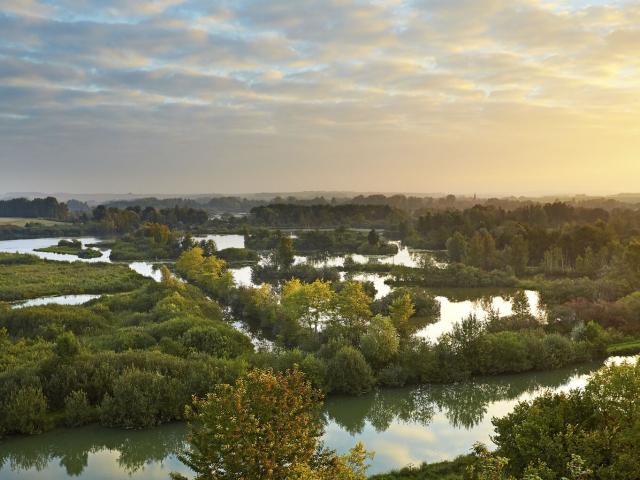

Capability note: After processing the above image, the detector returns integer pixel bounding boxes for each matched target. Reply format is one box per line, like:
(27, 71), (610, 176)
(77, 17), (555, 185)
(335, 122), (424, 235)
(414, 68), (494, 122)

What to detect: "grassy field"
(0, 217), (68, 227)
(0, 253), (149, 301)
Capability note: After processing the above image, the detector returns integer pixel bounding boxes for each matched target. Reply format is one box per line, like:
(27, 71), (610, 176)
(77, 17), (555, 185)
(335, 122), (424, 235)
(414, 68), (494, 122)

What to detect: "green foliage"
(392, 262), (517, 289)
(327, 346), (375, 395)
(35, 239), (102, 258)
(174, 369), (371, 480)
(492, 359), (640, 479)
(446, 232), (468, 263)
(276, 235), (295, 269)
(360, 315), (399, 369)
(100, 367), (184, 429)
(0, 254), (147, 301)
(181, 325), (253, 358)
(109, 223), (183, 260)
(214, 247), (259, 265)
(389, 292), (416, 338)
(4, 386), (50, 435)
(175, 247), (234, 301)
(0, 280), (251, 436)
(369, 455), (472, 480)
(64, 389), (95, 427)
(54, 331), (81, 359)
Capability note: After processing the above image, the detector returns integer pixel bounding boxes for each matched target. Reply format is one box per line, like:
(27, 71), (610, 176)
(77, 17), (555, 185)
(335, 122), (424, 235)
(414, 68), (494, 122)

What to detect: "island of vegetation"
(35, 239), (103, 259)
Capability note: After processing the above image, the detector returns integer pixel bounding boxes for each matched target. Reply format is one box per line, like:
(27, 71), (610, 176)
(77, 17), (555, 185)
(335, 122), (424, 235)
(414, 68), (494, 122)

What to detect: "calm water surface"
(1, 357), (633, 479)
(417, 290), (543, 343)
(12, 295), (102, 309)
(0, 237), (110, 263)
(192, 234), (244, 250)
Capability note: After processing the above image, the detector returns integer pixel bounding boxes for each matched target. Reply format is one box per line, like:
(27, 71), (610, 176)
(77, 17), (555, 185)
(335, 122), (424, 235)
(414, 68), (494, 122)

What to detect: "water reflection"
(0, 360), (619, 478)
(294, 243), (430, 269)
(0, 237), (111, 263)
(128, 262), (164, 282)
(0, 424), (189, 479)
(192, 234), (244, 250)
(324, 362), (598, 473)
(12, 294), (101, 309)
(416, 290), (544, 343)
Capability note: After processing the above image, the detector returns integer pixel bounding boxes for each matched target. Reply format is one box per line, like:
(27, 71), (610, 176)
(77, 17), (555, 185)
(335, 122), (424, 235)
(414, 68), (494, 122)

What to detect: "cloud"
(0, 0), (638, 193)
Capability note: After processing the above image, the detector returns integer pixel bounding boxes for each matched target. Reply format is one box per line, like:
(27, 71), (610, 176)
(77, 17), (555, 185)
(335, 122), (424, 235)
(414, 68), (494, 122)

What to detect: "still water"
(1, 358), (630, 479)
(0, 237), (110, 263)
(192, 234), (245, 250)
(11, 295), (102, 309)
(417, 290), (543, 343)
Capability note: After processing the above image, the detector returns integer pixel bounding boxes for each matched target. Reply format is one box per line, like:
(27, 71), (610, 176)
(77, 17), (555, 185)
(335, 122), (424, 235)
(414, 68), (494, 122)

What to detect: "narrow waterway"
(0, 356), (633, 479)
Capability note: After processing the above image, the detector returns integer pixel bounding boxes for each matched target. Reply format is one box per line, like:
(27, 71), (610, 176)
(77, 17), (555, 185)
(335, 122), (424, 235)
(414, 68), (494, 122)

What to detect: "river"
(0, 356), (633, 479)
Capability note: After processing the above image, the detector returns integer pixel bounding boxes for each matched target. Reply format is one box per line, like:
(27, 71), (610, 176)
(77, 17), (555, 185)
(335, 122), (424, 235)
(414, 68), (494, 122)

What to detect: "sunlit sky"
(1, 0), (639, 195)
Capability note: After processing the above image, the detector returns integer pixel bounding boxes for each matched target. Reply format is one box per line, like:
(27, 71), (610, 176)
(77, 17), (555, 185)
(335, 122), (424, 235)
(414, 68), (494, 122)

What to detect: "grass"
(0, 217), (68, 227)
(0, 253), (149, 301)
(607, 340), (640, 356)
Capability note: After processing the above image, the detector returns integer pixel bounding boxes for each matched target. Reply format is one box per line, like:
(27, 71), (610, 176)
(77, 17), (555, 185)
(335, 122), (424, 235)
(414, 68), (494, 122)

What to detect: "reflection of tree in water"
(1, 363), (601, 476)
(428, 382), (508, 429)
(324, 361), (599, 434)
(0, 423), (187, 476)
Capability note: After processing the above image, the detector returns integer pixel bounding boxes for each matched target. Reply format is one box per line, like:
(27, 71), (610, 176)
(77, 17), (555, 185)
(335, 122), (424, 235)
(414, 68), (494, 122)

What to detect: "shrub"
(64, 389), (95, 427)
(327, 346), (374, 395)
(4, 386), (50, 434)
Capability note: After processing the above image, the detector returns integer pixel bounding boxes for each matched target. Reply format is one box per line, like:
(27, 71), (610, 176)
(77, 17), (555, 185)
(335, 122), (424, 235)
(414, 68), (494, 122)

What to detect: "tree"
(64, 390), (95, 427)
(507, 235), (529, 276)
(176, 247), (205, 276)
(172, 369), (371, 480)
(181, 233), (196, 251)
(492, 359), (640, 479)
(54, 331), (81, 359)
(282, 279), (336, 332)
(4, 386), (50, 435)
(368, 229), (379, 246)
(327, 346), (375, 395)
(446, 232), (468, 263)
(468, 229), (497, 270)
(510, 291), (530, 319)
(389, 292), (415, 338)
(335, 281), (373, 340)
(360, 315), (399, 369)
(276, 236), (295, 270)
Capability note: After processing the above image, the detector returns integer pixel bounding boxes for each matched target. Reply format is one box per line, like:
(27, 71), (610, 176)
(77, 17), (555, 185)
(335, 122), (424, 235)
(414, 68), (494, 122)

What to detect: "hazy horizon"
(2, 0), (639, 193)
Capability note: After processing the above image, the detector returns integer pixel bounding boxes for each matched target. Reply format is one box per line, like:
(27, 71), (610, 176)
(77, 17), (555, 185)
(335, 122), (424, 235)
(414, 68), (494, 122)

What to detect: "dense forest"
(0, 197), (69, 220)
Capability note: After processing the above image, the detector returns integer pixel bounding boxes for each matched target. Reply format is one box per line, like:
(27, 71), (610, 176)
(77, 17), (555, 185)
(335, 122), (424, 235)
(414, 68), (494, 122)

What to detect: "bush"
(181, 325), (253, 358)
(327, 346), (374, 395)
(100, 368), (185, 429)
(64, 389), (95, 427)
(360, 316), (399, 369)
(4, 386), (50, 434)
(54, 331), (81, 359)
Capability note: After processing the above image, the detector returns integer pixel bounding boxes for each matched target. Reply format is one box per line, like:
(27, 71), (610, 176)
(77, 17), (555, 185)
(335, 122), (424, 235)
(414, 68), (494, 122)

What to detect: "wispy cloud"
(0, 0), (639, 193)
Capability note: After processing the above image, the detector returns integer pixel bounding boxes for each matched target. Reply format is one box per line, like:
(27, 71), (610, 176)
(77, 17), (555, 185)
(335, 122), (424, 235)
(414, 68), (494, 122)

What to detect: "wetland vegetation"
(2, 196), (640, 479)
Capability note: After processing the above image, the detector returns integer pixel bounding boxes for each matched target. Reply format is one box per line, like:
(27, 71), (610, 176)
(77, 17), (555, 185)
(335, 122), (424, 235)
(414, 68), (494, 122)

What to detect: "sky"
(0, 0), (639, 196)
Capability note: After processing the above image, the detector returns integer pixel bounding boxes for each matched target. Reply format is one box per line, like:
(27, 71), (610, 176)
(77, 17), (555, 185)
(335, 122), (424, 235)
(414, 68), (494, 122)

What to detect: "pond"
(0, 237), (111, 263)
(0, 356), (632, 479)
(192, 234), (245, 250)
(416, 290), (543, 343)
(11, 294), (102, 309)
(294, 242), (436, 269)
